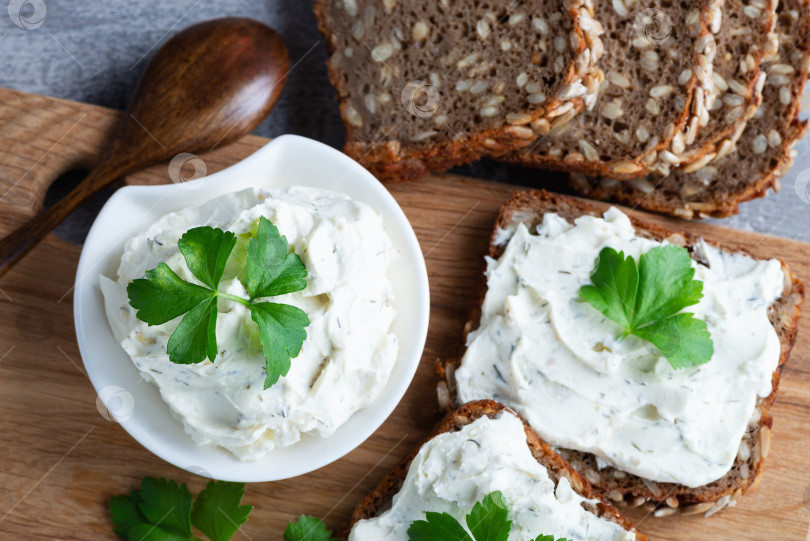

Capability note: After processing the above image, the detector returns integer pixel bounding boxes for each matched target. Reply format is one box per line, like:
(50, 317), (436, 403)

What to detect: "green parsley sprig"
(110, 481), (566, 541)
(408, 491), (569, 541)
(110, 477), (340, 541)
(284, 516), (339, 541)
(127, 216), (310, 389)
(110, 477), (253, 541)
(579, 245), (714, 369)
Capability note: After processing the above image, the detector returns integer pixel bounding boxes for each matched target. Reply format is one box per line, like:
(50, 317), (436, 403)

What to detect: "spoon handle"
(0, 163), (121, 279)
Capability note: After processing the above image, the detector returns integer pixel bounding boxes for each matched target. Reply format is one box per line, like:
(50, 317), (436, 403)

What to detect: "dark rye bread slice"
(569, 0), (810, 218)
(437, 190), (804, 515)
(314, 0), (603, 182)
(499, 0), (718, 179)
(649, 0), (778, 175)
(343, 400), (647, 541)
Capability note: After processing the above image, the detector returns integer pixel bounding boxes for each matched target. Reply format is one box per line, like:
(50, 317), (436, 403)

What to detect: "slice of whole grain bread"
(343, 399), (647, 540)
(568, 0), (810, 218)
(437, 189), (804, 515)
(499, 0), (717, 179)
(314, 0), (603, 182)
(649, 0), (778, 175)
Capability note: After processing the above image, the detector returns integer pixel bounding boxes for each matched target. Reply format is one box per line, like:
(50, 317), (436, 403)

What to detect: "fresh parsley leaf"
(533, 536), (571, 541)
(167, 296), (219, 364)
(250, 302), (310, 389)
(408, 512), (473, 541)
(125, 525), (190, 541)
(466, 491), (511, 541)
(283, 516), (339, 541)
(136, 477), (194, 537)
(633, 312), (713, 370)
(191, 480), (253, 541)
(245, 216), (308, 300)
(109, 478), (193, 540)
(635, 245), (704, 324)
(127, 263), (214, 325)
(110, 477), (253, 541)
(127, 218), (310, 387)
(109, 492), (147, 539)
(178, 227), (237, 290)
(407, 491), (524, 541)
(579, 247), (639, 331)
(580, 245), (714, 369)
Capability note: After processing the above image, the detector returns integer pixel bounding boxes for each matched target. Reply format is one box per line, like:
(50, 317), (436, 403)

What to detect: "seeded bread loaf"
(313, 0), (603, 182)
(343, 399), (647, 540)
(499, 0), (717, 179)
(569, 0), (810, 218)
(649, 0), (778, 175)
(437, 189), (804, 515)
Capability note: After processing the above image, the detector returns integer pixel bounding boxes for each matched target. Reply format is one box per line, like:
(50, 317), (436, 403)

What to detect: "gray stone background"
(1, 0), (810, 243)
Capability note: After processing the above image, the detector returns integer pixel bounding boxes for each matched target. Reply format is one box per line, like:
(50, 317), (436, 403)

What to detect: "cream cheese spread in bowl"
(100, 186), (398, 460)
(456, 207), (784, 488)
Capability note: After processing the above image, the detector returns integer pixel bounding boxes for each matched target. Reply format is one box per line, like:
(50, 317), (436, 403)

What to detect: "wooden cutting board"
(2, 87), (810, 540)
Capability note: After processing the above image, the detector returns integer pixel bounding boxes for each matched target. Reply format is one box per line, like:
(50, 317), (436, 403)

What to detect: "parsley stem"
(217, 291), (251, 307)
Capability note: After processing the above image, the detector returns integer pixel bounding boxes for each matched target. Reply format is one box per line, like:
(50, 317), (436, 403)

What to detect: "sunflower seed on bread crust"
(313, 0), (603, 182)
(437, 189), (804, 511)
(498, 0), (717, 179)
(568, 0), (810, 218)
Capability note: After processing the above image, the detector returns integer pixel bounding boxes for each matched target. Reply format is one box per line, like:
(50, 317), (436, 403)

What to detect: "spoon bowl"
(0, 17), (289, 279)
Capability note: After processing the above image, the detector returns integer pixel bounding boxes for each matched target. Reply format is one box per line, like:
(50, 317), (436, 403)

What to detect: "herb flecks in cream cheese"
(348, 413), (635, 541)
(456, 208), (784, 488)
(100, 186), (398, 461)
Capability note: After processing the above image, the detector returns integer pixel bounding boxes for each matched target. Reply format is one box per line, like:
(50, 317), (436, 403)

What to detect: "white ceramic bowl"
(74, 135), (429, 482)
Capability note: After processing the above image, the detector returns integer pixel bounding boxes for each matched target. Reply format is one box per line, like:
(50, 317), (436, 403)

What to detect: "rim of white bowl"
(73, 135), (429, 482)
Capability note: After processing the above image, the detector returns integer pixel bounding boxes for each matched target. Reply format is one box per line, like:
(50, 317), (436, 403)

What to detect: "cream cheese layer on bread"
(348, 412), (635, 541)
(100, 186), (398, 460)
(456, 208), (784, 488)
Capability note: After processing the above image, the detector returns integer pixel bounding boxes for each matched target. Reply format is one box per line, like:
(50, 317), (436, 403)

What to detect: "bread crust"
(438, 189), (804, 512)
(343, 399), (647, 540)
(313, 0), (603, 182)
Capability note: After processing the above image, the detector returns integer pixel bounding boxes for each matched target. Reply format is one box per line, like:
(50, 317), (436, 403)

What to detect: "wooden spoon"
(0, 17), (289, 279)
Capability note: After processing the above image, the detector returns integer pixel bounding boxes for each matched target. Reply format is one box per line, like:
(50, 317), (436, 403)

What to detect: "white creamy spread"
(456, 208), (785, 488)
(349, 413), (635, 541)
(100, 186), (399, 460)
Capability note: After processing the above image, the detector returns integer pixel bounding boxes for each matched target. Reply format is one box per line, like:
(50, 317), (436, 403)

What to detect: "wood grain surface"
(1, 87), (810, 540)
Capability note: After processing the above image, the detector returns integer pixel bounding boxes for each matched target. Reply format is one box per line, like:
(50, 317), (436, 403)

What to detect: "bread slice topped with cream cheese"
(438, 190), (803, 516)
(345, 400), (646, 541)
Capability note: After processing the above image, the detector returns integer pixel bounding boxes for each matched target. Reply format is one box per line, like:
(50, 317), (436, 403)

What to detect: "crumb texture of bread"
(439, 190), (804, 513)
(649, 0), (777, 175)
(501, 0), (715, 179)
(569, 0), (810, 218)
(314, 0), (603, 181)
(343, 400), (646, 541)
